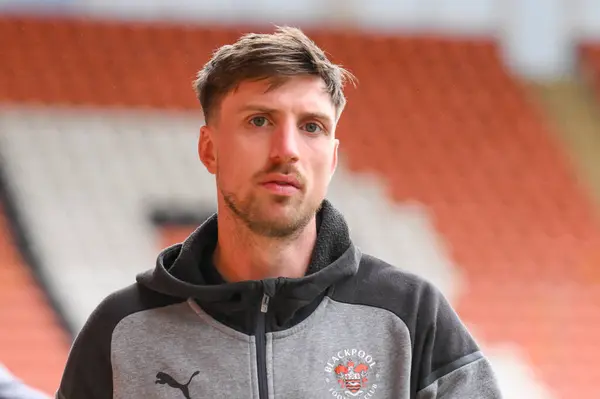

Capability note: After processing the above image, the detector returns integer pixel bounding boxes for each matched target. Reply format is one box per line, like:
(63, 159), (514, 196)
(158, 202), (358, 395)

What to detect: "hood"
(136, 199), (361, 332)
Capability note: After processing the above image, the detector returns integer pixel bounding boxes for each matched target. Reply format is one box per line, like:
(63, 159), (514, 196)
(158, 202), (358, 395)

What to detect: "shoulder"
(58, 282), (184, 398)
(331, 253), (447, 329)
(332, 253), (491, 394)
(64, 281), (184, 368)
(78, 282), (183, 341)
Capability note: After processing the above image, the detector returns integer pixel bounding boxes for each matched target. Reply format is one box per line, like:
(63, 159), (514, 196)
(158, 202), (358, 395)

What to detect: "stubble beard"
(220, 187), (320, 239)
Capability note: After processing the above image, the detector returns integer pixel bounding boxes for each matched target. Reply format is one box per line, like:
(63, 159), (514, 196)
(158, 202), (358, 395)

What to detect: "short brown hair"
(193, 26), (355, 124)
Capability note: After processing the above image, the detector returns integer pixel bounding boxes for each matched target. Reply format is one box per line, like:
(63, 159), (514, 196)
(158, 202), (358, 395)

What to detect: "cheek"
(217, 158), (248, 190)
(308, 157), (334, 191)
(216, 140), (261, 189)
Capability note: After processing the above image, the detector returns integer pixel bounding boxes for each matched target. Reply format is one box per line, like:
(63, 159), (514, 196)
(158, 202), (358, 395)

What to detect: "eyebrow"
(238, 105), (334, 126)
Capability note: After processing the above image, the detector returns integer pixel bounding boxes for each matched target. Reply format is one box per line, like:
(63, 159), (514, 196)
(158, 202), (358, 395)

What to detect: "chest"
(110, 299), (414, 398)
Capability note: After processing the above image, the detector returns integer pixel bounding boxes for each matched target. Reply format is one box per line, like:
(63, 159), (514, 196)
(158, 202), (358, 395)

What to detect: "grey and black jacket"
(57, 200), (502, 398)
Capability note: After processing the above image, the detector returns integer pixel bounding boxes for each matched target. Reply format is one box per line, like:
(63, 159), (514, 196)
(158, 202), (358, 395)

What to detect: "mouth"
(260, 175), (302, 195)
(263, 180), (299, 189)
(260, 175), (301, 189)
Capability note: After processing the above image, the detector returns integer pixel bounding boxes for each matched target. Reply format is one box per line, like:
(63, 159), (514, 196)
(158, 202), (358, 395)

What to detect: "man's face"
(199, 75), (339, 238)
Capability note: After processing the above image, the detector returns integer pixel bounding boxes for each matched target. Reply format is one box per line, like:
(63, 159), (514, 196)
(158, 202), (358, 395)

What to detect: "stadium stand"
(0, 16), (599, 398)
(0, 202), (69, 394)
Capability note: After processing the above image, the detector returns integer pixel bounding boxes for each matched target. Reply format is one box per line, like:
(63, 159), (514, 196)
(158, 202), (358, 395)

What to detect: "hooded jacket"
(57, 200), (501, 399)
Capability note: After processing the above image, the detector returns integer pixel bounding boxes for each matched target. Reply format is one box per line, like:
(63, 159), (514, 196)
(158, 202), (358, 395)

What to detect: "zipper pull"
(260, 293), (270, 313)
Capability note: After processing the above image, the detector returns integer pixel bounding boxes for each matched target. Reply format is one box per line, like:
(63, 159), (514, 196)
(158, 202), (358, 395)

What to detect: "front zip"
(256, 292), (270, 399)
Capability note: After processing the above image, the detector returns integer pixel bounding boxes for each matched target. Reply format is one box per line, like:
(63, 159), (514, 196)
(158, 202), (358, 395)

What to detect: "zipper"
(256, 291), (270, 399)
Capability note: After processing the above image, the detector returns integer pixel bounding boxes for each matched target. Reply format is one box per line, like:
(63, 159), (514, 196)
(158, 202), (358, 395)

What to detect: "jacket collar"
(137, 199), (360, 333)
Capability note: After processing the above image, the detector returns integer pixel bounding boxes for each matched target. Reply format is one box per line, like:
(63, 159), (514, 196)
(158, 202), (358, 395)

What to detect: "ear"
(331, 138), (339, 176)
(198, 125), (217, 175)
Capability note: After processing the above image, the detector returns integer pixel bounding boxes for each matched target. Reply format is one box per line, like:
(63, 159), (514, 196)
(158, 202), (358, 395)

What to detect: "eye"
(249, 116), (270, 127)
(302, 122), (323, 134)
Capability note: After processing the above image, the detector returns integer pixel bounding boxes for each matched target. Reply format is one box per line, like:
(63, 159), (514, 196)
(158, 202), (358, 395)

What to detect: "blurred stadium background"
(1, 0), (600, 398)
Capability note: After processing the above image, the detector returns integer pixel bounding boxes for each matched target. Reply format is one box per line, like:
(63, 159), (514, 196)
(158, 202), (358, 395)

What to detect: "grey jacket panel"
(267, 297), (412, 399)
(57, 285), (183, 399)
(111, 300), (259, 398)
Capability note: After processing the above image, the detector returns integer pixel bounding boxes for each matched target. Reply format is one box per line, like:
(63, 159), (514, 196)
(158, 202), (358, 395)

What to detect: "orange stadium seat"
(0, 16), (599, 398)
(0, 205), (69, 394)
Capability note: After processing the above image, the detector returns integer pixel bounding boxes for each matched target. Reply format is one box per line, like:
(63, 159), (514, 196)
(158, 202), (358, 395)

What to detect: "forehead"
(219, 76), (336, 118)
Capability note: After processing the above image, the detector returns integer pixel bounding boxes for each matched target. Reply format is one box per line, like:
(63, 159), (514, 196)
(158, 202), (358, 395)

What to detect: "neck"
(213, 209), (318, 282)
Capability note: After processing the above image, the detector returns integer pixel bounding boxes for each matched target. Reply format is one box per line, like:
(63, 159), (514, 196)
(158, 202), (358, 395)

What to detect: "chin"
(261, 198), (308, 218)
(253, 213), (314, 238)
(262, 199), (301, 217)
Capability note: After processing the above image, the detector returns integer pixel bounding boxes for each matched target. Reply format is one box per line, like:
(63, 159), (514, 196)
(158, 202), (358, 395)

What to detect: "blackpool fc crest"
(324, 348), (379, 398)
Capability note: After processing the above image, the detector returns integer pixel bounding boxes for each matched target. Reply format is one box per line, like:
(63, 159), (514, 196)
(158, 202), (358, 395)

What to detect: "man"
(57, 27), (501, 398)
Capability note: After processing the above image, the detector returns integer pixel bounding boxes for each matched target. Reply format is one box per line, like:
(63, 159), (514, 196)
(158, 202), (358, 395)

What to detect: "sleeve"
(414, 285), (503, 399)
(56, 294), (119, 399)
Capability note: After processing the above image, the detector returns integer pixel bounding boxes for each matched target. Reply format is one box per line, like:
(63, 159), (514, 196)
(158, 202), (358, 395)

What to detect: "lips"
(260, 174), (301, 189)
(259, 174), (303, 196)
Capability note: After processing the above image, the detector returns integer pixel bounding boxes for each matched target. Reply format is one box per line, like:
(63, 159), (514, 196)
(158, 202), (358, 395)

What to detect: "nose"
(269, 121), (300, 163)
